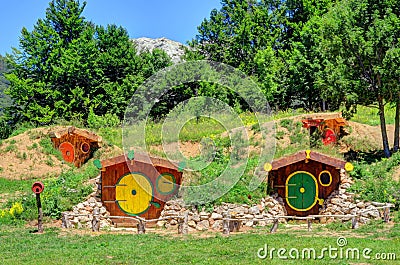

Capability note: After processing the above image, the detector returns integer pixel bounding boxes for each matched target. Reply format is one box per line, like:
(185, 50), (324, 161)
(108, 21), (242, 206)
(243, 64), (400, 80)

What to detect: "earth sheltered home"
(302, 114), (348, 145)
(49, 127), (102, 168)
(95, 152), (183, 223)
(265, 150), (353, 216)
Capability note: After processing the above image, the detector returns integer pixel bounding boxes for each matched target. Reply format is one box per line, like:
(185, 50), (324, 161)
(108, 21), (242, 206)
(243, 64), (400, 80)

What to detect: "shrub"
(0, 118), (12, 140)
(87, 108), (120, 129)
(348, 152), (400, 209)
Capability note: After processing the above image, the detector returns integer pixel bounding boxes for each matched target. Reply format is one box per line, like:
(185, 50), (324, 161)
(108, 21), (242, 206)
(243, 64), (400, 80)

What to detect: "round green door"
(285, 171), (318, 211)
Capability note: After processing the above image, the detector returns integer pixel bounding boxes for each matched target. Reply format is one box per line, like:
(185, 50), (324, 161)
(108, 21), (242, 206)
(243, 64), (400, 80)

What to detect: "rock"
(245, 221), (254, 227)
(356, 202), (365, 208)
(368, 210), (380, 219)
(131, 37), (186, 64)
(99, 207), (107, 214)
(265, 202), (275, 209)
(211, 213), (223, 220)
(341, 183), (351, 189)
(212, 220), (223, 230)
(249, 206), (260, 215)
(348, 203), (357, 209)
(371, 202), (386, 207)
(196, 220), (210, 231)
(191, 215), (201, 222)
(200, 212), (209, 220)
(188, 220), (196, 228)
(100, 220), (110, 228)
(243, 214), (254, 219)
(330, 198), (342, 205)
(232, 206), (248, 215)
(164, 210), (178, 216)
(157, 221), (166, 227)
(170, 219), (178, 225)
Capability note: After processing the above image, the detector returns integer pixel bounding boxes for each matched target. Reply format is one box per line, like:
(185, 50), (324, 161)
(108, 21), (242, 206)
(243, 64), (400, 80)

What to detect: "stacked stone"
(62, 196), (112, 229)
(319, 169), (385, 224)
(158, 195), (287, 231)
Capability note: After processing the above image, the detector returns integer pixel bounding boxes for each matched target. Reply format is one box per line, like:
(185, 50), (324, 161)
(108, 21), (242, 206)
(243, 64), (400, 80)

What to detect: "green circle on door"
(285, 171), (318, 211)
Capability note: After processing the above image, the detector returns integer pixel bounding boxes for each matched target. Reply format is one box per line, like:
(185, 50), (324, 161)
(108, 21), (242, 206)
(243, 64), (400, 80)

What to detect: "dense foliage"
(4, 0), (171, 127)
(1, 0), (399, 154)
(0, 55), (12, 116)
(190, 0), (400, 157)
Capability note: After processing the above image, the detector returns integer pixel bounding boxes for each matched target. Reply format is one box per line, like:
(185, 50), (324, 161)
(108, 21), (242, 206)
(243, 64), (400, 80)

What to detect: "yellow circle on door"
(116, 173), (153, 215)
(300, 187), (305, 193)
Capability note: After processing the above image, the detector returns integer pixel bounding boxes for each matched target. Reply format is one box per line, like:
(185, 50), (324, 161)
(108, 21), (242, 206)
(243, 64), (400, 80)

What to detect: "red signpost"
(32, 182), (44, 233)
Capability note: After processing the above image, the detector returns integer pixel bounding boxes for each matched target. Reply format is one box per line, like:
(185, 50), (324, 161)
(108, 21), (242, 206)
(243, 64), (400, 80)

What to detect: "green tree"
(5, 0), (172, 125)
(0, 55), (12, 116)
(5, 0), (94, 124)
(318, 0), (400, 157)
(190, 0), (336, 111)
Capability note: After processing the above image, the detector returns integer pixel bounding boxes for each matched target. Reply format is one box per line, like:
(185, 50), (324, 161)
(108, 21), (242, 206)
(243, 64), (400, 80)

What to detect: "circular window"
(156, 173), (177, 195)
(81, 142), (90, 154)
(319, 171), (332, 186)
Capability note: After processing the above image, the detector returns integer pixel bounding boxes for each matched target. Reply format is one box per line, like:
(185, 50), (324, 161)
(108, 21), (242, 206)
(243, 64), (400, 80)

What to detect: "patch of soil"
(151, 141), (202, 159)
(0, 126), (123, 180)
(0, 126), (71, 180)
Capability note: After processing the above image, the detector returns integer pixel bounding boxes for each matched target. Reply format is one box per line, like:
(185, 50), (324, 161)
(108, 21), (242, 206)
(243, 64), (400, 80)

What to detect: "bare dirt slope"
(0, 126), (122, 180)
(0, 126), (70, 180)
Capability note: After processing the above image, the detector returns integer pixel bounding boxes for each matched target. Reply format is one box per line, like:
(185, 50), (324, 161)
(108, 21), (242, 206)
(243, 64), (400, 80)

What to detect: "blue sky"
(0, 0), (221, 55)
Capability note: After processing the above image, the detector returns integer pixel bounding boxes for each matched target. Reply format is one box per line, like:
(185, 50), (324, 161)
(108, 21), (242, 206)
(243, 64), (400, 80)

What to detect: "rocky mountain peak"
(131, 37), (186, 64)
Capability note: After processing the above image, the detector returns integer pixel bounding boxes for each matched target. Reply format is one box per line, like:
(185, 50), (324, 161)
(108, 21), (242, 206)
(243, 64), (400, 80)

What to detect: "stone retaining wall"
(62, 171), (391, 230)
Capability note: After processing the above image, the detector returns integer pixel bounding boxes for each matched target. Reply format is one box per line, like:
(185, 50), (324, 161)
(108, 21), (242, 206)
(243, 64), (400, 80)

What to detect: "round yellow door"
(116, 173), (153, 215)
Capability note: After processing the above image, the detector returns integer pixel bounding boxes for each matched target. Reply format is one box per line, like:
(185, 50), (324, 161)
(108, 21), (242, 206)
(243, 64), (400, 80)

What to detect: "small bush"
(0, 119), (12, 140)
(275, 130), (285, 140)
(87, 108), (120, 129)
(5, 144), (16, 152)
(348, 152), (400, 209)
(279, 119), (293, 130)
(27, 143), (38, 150)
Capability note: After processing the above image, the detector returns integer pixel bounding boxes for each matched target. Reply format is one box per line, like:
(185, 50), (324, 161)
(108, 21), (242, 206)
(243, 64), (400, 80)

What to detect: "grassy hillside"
(0, 108), (399, 223)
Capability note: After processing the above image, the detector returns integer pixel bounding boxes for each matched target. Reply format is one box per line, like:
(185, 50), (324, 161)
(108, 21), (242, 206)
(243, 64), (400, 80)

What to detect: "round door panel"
(59, 142), (75, 163)
(156, 173), (177, 195)
(116, 173), (153, 216)
(322, 128), (337, 145)
(286, 171), (318, 211)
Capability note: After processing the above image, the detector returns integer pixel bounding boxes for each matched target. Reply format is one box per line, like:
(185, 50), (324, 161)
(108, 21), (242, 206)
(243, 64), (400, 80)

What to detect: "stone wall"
(62, 176), (113, 229)
(62, 171), (392, 230)
(158, 194), (287, 232)
(319, 169), (388, 224)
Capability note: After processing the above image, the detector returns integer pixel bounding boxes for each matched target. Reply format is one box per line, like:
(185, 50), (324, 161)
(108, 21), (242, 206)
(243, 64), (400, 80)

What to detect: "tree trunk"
(393, 93), (400, 152)
(378, 95), (391, 158)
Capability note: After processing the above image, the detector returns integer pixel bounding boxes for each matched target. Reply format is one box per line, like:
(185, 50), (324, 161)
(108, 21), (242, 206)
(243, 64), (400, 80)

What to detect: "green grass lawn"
(0, 221), (399, 265)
